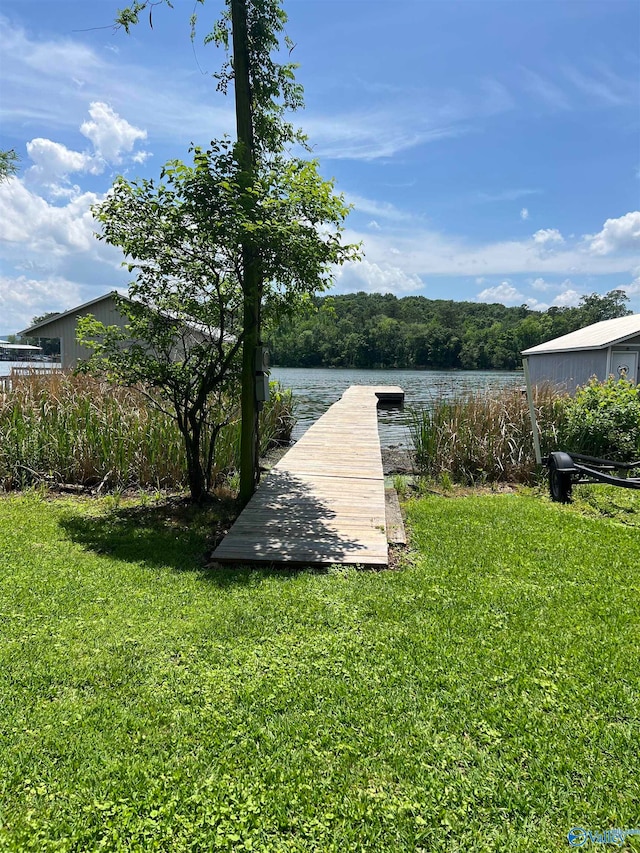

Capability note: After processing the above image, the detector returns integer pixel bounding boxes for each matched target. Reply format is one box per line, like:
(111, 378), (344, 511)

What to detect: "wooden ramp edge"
(212, 385), (404, 567)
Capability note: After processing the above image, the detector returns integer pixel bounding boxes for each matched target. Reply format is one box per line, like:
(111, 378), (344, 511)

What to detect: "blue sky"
(1, 0), (639, 334)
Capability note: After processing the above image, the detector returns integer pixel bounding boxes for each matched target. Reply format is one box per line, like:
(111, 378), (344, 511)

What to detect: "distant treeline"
(266, 289), (631, 370)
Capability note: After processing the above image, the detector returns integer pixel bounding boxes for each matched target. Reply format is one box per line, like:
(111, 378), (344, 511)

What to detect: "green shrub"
(558, 376), (640, 461)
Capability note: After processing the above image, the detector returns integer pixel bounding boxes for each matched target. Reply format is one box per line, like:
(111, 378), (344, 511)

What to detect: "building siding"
(526, 334), (640, 392)
(32, 297), (128, 368)
(527, 351), (608, 392)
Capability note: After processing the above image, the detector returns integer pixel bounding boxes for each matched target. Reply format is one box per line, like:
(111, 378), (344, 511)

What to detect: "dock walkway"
(212, 385), (404, 567)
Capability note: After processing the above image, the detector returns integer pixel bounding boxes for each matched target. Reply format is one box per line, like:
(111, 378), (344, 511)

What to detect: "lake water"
(1, 361), (522, 450)
(270, 367), (522, 447)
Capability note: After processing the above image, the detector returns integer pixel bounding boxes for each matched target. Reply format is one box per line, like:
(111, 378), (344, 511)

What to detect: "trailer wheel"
(549, 459), (572, 503)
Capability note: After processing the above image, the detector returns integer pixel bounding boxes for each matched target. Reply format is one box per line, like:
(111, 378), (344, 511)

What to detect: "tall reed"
(260, 384), (295, 453)
(409, 385), (567, 485)
(0, 373), (295, 492)
(1, 373), (184, 490)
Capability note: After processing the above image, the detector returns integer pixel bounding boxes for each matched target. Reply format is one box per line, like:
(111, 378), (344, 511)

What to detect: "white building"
(0, 340), (43, 360)
(522, 314), (640, 392)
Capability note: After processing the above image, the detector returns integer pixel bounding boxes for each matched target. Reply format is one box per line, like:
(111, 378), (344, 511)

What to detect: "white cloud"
(304, 73), (518, 162)
(25, 138), (94, 185)
(306, 112), (467, 161)
(520, 207), (529, 220)
(552, 288), (581, 307)
(522, 69), (571, 110)
(2, 18), (102, 80)
(529, 276), (578, 295)
(345, 193), (415, 223)
(80, 101), (147, 163)
(343, 221), (631, 280)
(524, 62), (638, 112)
(524, 286), (582, 312)
(0, 275), (84, 333)
(477, 282), (524, 304)
(47, 184), (85, 201)
(0, 175), (124, 296)
(22, 103), (148, 189)
(588, 211), (640, 255)
(530, 277), (553, 291)
(621, 271), (640, 296)
(334, 259), (423, 295)
(0, 177), (102, 254)
(475, 189), (540, 204)
(0, 18), (234, 145)
(533, 228), (564, 246)
(563, 64), (635, 107)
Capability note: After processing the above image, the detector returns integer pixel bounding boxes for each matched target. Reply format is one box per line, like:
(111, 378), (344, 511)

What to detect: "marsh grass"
(0, 373), (294, 492)
(410, 385), (567, 485)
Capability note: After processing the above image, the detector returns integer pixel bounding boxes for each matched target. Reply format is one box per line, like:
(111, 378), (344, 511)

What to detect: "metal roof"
(522, 314), (640, 355)
(18, 290), (232, 344)
(18, 291), (122, 336)
(0, 342), (42, 350)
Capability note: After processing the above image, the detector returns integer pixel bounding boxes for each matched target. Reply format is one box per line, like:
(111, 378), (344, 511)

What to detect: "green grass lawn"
(0, 488), (638, 851)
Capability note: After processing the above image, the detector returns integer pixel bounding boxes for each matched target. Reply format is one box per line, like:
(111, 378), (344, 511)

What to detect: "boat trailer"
(547, 451), (640, 503)
(522, 357), (640, 503)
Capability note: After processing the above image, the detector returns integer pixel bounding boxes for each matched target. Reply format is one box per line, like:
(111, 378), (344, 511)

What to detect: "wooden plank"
(385, 488), (407, 546)
(212, 385), (404, 567)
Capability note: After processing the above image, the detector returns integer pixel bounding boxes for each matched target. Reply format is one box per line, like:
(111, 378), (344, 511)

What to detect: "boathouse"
(18, 292), (225, 370)
(522, 314), (640, 392)
(18, 293), (128, 369)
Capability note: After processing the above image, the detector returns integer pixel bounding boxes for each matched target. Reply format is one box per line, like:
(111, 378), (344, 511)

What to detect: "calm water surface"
(1, 362), (522, 449)
(270, 367), (522, 447)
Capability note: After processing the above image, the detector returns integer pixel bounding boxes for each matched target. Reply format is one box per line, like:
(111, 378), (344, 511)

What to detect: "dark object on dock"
(547, 450), (640, 503)
(374, 388), (404, 410)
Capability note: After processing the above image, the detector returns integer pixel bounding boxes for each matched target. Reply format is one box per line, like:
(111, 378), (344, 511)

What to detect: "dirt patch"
(259, 443), (291, 472)
(381, 446), (416, 475)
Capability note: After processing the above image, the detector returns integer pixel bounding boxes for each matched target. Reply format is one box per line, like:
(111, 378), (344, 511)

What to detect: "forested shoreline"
(267, 289), (631, 370)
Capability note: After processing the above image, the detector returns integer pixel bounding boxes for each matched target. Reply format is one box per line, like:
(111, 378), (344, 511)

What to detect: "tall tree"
(577, 290), (632, 326)
(115, 0), (357, 502)
(81, 144), (355, 501)
(230, 0), (262, 505)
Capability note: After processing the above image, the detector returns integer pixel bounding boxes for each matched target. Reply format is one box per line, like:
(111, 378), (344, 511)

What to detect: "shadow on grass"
(57, 497), (309, 588)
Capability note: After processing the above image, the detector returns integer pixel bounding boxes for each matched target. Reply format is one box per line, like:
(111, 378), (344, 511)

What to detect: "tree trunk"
(183, 421), (207, 503)
(231, 0), (261, 507)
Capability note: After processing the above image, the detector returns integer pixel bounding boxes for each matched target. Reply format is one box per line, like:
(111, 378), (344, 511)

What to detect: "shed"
(522, 314), (640, 392)
(18, 291), (229, 369)
(18, 292), (129, 369)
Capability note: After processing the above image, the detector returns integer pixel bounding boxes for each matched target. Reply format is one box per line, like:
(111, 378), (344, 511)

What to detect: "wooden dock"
(212, 385), (404, 567)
